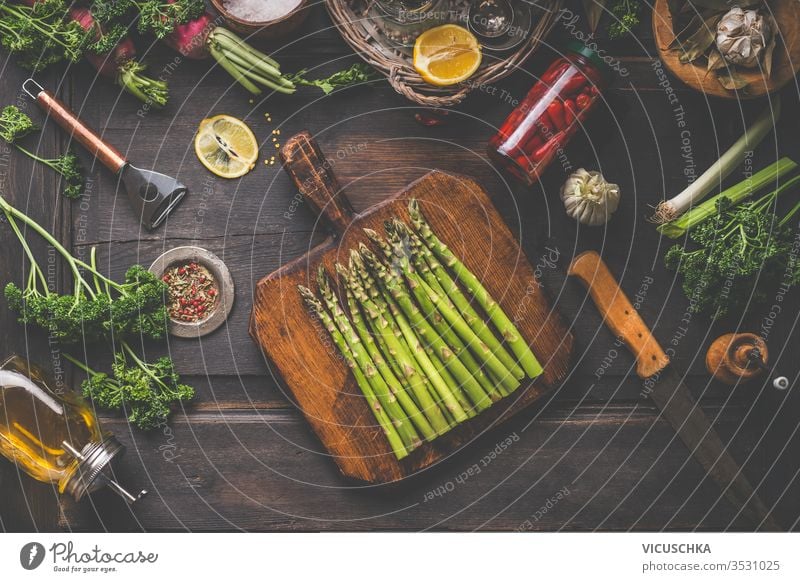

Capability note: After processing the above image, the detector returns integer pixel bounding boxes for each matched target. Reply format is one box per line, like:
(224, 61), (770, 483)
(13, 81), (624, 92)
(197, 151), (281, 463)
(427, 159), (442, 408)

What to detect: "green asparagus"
(336, 263), (438, 442)
(393, 219), (524, 381)
(348, 256), (452, 435)
(409, 199), (543, 379)
(315, 269), (422, 450)
(298, 285), (408, 460)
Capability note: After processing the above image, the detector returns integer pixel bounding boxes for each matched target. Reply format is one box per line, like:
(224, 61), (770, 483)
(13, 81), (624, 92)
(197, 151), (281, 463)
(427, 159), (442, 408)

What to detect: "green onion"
(658, 157), (798, 238)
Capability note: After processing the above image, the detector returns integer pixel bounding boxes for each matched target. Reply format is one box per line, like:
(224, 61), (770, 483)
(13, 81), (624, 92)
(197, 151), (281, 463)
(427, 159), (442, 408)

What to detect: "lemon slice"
(413, 24), (482, 87)
(194, 114), (259, 179)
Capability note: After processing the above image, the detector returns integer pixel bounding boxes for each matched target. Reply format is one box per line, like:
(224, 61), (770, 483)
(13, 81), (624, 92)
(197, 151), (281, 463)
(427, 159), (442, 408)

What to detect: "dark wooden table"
(2, 2), (799, 532)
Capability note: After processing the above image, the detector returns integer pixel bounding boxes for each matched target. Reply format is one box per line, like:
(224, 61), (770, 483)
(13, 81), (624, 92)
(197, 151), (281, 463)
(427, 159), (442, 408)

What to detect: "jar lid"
(564, 40), (613, 81)
(63, 437), (147, 504)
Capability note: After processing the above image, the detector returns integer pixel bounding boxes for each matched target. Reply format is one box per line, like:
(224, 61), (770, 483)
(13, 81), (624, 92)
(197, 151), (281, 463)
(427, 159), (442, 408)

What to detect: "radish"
(128, 0), (375, 96)
(16, 0), (168, 106)
(69, 6), (169, 107)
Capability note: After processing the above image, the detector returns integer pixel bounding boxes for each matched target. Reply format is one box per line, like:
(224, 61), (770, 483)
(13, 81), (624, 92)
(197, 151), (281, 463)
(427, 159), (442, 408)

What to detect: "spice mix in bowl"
(149, 247), (235, 338)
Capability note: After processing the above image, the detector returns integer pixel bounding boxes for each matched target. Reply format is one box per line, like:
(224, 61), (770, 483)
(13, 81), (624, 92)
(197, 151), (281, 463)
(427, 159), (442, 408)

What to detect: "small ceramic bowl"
(210, 0), (310, 43)
(149, 247), (235, 339)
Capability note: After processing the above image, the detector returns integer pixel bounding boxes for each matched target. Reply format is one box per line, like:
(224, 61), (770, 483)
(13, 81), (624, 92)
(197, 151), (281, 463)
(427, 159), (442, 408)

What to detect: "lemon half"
(413, 24), (482, 87)
(194, 114), (259, 179)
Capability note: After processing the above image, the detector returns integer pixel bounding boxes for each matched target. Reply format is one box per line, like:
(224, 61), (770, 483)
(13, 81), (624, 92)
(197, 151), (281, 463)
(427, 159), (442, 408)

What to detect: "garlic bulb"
(716, 7), (772, 68)
(560, 169), (620, 226)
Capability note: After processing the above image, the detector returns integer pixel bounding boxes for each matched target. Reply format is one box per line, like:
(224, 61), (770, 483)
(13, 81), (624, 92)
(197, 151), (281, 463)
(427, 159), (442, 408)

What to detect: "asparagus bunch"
(298, 199), (543, 459)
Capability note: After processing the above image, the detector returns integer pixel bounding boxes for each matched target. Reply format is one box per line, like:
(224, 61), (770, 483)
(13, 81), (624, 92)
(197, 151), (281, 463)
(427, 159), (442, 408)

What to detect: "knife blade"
(568, 251), (780, 530)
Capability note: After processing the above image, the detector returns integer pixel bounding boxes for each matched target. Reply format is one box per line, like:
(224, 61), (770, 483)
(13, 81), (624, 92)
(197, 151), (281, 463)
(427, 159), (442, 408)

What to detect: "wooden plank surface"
(1, 1), (799, 531)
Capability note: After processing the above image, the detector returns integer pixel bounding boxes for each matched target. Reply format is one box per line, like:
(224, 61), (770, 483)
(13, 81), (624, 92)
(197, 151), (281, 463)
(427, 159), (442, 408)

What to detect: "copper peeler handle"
(23, 79), (127, 174)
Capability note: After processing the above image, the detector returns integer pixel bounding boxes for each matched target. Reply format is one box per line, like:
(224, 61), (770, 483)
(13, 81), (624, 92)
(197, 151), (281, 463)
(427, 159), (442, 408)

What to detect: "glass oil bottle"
(0, 355), (146, 503)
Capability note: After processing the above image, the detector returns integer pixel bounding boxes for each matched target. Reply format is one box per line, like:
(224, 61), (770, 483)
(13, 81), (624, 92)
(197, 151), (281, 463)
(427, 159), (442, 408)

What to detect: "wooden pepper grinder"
(706, 333), (768, 385)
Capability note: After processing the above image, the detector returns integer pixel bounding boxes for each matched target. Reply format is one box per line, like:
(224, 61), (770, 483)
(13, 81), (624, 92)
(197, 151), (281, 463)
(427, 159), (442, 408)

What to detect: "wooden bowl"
(653, 0), (800, 98)
(210, 0), (310, 43)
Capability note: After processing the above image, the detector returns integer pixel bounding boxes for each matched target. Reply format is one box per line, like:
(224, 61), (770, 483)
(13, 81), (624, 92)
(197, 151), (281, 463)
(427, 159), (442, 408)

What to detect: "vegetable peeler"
(22, 79), (186, 229)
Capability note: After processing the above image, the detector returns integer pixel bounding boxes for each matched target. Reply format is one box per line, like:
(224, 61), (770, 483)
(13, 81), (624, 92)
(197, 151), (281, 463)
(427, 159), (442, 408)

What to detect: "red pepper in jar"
(487, 41), (610, 186)
(547, 100), (567, 131)
(558, 72), (590, 97)
(575, 92), (592, 110)
(564, 99), (577, 125)
(532, 132), (564, 164)
(540, 60), (572, 85)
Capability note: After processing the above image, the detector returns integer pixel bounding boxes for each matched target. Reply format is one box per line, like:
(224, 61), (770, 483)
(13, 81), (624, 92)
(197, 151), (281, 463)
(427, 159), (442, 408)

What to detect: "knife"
(568, 251), (780, 530)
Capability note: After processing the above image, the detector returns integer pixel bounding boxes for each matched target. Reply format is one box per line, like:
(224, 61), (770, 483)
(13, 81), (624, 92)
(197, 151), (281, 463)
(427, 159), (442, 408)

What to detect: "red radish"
(139, 0), (296, 95)
(164, 11), (216, 59)
(132, 0), (375, 96)
(17, 0), (168, 106)
(69, 7), (133, 77)
(69, 7), (169, 106)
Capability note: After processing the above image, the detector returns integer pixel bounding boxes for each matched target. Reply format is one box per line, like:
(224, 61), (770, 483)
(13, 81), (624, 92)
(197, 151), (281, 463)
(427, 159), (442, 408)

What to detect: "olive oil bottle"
(0, 355), (145, 503)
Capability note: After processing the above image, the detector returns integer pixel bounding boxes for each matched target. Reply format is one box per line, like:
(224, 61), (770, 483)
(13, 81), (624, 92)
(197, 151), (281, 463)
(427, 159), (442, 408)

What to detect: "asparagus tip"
(316, 266), (331, 293)
(297, 285), (319, 307)
(334, 262), (349, 281)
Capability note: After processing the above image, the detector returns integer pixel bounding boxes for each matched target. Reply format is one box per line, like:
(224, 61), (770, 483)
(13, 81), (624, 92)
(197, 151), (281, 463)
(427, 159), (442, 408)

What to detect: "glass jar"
(370, 0), (452, 48)
(0, 355), (145, 503)
(488, 42), (611, 185)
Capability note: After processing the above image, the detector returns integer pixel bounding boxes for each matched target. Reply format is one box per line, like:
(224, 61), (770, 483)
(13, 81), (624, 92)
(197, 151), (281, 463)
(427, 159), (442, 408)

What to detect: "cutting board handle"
(280, 131), (355, 236)
(568, 251), (669, 379)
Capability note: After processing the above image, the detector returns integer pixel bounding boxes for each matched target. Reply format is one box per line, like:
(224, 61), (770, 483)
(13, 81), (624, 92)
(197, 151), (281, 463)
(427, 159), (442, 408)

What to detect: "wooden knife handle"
(568, 251), (669, 379)
(34, 89), (127, 174)
(280, 131), (355, 236)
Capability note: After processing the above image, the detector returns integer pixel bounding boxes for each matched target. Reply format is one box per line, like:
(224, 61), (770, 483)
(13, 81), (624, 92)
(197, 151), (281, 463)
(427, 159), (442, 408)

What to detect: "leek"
(659, 157), (798, 238)
(651, 96), (781, 224)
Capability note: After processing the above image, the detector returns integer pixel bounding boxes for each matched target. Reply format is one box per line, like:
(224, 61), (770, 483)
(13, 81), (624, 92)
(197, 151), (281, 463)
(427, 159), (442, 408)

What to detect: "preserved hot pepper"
(488, 42), (611, 185)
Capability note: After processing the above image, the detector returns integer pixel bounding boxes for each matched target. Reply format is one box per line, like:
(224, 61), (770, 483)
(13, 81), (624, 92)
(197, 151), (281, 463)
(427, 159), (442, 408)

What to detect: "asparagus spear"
(362, 248), (474, 421)
(369, 225), (499, 401)
(384, 226), (503, 404)
(348, 256), (452, 435)
(398, 225), (510, 397)
(393, 219), (524, 381)
(409, 199), (544, 379)
(298, 286), (409, 460)
(315, 269), (422, 450)
(351, 250), (456, 424)
(336, 263), (438, 441)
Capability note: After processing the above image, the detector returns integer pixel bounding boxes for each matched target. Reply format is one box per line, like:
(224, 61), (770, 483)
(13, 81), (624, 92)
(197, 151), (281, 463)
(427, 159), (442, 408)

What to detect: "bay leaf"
(674, 14), (719, 63)
(582, 0), (608, 34)
(764, 15), (777, 78)
(717, 69), (750, 90)
(706, 48), (727, 71)
(668, 13), (703, 49)
(691, 0), (760, 9)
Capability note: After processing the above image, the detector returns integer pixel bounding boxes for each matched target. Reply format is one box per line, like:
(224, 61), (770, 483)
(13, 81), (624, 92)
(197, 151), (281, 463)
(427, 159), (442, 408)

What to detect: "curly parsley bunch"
(665, 191), (800, 319)
(0, 106), (85, 199)
(73, 346), (194, 430)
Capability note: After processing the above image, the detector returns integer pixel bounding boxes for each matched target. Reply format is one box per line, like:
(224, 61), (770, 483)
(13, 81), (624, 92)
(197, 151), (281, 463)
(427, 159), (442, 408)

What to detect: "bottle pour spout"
(62, 438), (147, 504)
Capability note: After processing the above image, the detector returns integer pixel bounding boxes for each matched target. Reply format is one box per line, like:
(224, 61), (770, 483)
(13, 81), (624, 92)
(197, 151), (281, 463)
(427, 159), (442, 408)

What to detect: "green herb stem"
(212, 28), (281, 70)
(208, 43), (261, 95)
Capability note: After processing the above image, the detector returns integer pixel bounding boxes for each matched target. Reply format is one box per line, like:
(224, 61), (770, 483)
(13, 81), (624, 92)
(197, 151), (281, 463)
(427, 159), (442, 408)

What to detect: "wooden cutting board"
(249, 132), (573, 483)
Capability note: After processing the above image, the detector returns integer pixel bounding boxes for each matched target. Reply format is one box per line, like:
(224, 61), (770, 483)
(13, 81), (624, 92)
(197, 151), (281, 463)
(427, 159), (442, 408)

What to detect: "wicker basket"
(326, 0), (564, 107)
